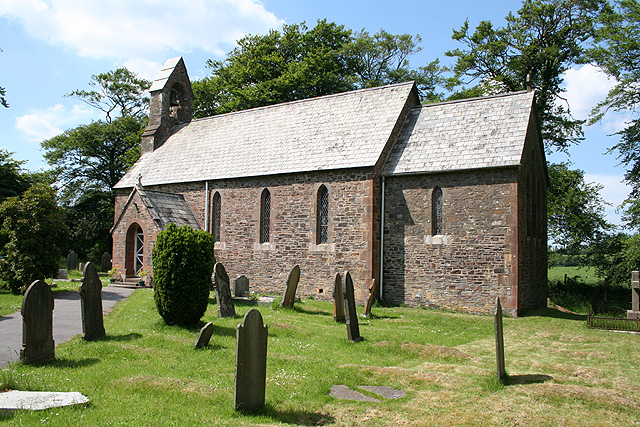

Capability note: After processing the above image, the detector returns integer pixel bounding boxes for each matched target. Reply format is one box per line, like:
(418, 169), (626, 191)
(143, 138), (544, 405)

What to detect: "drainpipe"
(204, 181), (209, 232)
(379, 176), (385, 300)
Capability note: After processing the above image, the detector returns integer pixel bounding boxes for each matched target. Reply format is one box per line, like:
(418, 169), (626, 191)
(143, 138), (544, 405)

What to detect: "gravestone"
(234, 309), (268, 412)
(101, 252), (112, 273)
(280, 265), (300, 308)
(495, 297), (506, 382)
(79, 262), (105, 341)
(343, 272), (363, 342)
(364, 279), (377, 318)
(57, 269), (68, 280)
(627, 271), (640, 320)
(333, 273), (345, 322)
(195, 322), (214, 349)
(234, 275), (250, 297)
(214, 263), (236, 318)
(20, 280), (55, 364)
(67, 250), (78, 271)
(79, 262), (85, 272)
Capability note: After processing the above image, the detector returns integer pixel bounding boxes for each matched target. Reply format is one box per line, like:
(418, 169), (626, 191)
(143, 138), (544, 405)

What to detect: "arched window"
(260, 189), (271, 243)
(212, 192), (221, 242)
(317, 185), (329, 244)
(135, 225), (144, 275)
(432, 187), (443, 235)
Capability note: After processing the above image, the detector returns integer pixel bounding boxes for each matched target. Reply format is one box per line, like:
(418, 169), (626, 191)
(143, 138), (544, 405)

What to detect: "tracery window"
(432, 187), (443, 235)
(317, 185), (329, 244)
(260, 189), (271, 243)
(212, 192), (221, 242)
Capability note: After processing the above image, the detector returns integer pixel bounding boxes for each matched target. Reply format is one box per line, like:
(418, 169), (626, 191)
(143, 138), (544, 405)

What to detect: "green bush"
(152, 223), (215, 325)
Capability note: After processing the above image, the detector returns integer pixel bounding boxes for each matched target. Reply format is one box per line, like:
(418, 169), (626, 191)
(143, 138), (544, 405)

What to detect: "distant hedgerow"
(152, 223), (215, 325)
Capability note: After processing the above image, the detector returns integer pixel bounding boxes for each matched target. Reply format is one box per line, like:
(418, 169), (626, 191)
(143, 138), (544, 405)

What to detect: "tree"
(547, 162), (611, 250)
(0, 185), (70, 294)
(65, 190), (114, 264)
(193, 20), (445, 117)
(446, 0), (607, 153)
(589, 0), (640, 229)
(0, 150), (31, 203)
(67, 67), (151, 123)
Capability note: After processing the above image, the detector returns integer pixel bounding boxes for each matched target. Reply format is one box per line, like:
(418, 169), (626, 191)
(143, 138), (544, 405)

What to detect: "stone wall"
(382, 168), (521, 314)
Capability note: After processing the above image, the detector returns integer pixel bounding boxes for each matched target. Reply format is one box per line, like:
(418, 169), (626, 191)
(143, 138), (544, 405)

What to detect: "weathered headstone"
(234, 309), (268, 412)
(333, 273), (345, 322)
(343, 272), (363, 342)
(628, 271), (640, 320)
(57, 269), (68, 280)
(20, 280), (55, 364)
(195, 322), (214, 349)
(234, 275), (250, 297)
(78, 262), (85, 272)
(100, 252), (112, 273)
(214, 263), (236, 318)
(495, 297), (506, 382)
(280, 265), (300, 308)
(364, 278), (377, 318)
(67, 250), (78, 271)
(79, 262), (105, 341)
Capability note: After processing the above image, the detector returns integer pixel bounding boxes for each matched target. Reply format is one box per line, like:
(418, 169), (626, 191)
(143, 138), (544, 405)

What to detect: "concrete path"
(0, 286), (136, 369)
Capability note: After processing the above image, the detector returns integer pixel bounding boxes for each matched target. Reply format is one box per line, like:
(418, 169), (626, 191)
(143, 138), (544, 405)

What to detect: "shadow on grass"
(292, 305), (331, 317)
(522, 307), (587, 321)
(259, 403), (336, 426)
(26, 357), (100, 369)
(505, 374), (553, 386)
(102, 332), (142, 342)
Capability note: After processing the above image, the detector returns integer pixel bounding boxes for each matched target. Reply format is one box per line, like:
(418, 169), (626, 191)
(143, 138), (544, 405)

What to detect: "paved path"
(0, 286), (136, 368)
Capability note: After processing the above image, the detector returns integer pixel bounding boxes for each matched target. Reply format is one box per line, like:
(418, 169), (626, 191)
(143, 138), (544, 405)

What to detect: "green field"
(547, 266), (601, 285)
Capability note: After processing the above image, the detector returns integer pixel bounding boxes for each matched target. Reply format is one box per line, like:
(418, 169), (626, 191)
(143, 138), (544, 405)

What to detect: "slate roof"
(382, 91), (535, 176)
(114, 82), (416, 188)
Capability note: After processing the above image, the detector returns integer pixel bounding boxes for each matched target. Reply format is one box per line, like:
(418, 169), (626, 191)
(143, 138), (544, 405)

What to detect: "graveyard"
(1, 282), (639, 426)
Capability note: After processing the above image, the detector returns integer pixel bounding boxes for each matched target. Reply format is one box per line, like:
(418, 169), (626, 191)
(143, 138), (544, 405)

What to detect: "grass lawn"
(1, 290), (639, 426)
(548, 266), (601, 285)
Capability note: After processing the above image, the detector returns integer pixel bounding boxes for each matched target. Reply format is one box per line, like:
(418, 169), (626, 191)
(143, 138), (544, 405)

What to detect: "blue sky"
(0, 0), (633, 225)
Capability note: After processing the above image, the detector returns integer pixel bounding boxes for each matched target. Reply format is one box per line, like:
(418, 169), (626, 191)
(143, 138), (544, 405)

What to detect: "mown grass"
(1, 290), (639, 426)
(548, 266), (600, 285)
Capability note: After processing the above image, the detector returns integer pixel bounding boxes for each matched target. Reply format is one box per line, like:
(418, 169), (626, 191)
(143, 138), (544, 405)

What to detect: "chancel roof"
(382, 91), (536, 176)
(115, 82), (416, 188)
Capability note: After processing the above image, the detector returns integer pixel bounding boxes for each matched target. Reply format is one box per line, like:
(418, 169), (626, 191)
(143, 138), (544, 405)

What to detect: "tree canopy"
(0, 149), (31, 203)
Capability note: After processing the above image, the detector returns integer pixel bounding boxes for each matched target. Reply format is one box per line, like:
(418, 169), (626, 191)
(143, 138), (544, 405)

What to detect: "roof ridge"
(190, 81), (416, 124)
(417, 90), (533, 110)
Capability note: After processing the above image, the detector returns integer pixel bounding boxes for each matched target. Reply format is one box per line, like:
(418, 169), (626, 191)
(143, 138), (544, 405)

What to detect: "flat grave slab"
(0, 391), (89, 411)
(359, 385), (406, 399)
(329, 385), (380, 402)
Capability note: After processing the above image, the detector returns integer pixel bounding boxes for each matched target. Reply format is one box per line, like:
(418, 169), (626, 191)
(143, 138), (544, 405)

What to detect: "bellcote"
(142, 57), (194, 154)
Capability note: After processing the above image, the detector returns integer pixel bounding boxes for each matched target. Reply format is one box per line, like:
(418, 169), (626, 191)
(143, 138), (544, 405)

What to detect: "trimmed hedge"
(152, 223), (215, 325)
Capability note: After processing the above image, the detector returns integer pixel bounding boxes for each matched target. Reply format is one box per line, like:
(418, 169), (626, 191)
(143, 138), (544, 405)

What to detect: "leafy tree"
(547, 162), (611, 250)
(589, 0), (640, 229)
(41, 115), (144, 201)
(0, 150), (31, 203)
(193, 20), (444, 117)
(446, 0), (607, 153)
(67, 67), (151, 123)
(0, 185), (70, 294)
(65, 190), (114, 264)
(152, 224), (215, 326)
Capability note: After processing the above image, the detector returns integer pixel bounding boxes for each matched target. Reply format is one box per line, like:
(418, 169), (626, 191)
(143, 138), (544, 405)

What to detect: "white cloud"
(15, 103), (98, 141)
(0, 0), (283, 62)
(563, 64), (616, 120)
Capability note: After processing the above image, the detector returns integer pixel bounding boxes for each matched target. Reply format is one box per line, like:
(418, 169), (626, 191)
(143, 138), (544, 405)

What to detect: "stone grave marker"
(628, 271), (640, 319)
(79, 262), (105, 341)
(57, 269), (68, 280)
(67, 250), (78, 271)
(100, 252), (112, 273)
(364, 278), (377, 318)
(343, 272), (363, 342)
(234, 309), (268, 412)
(20, 280), (55, 364)
(195, 322), (214, 349)
(214, 263), (236, 318)
(234, 275), (250, 297)
(333, 273), (345, 322)
(495, 297), (506, 382)
(280, 265), (300, 308)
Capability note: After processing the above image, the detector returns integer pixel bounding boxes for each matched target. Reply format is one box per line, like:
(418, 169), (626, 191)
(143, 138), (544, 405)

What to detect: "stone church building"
(111, 57), (547, 315)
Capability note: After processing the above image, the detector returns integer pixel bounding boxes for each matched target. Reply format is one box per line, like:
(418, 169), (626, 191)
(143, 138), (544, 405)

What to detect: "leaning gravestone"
(195, 322), (214, 349)
(333, 273), (345, 322)
(234, 275), (250, 297)
(20, 280), (55, 364)
(364, 278), (377, 318)
(627, 271), (640, 319)
(214, 263), (236, 318)
(234, 309), (268, 412)
(100, 252), (112, 273)
(67, 250), (79, 271)
(343, 272), (363, 342)
(79, 262), (105, 341)
(495, 297), (506, 382)
(280, 265), (300, 308)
